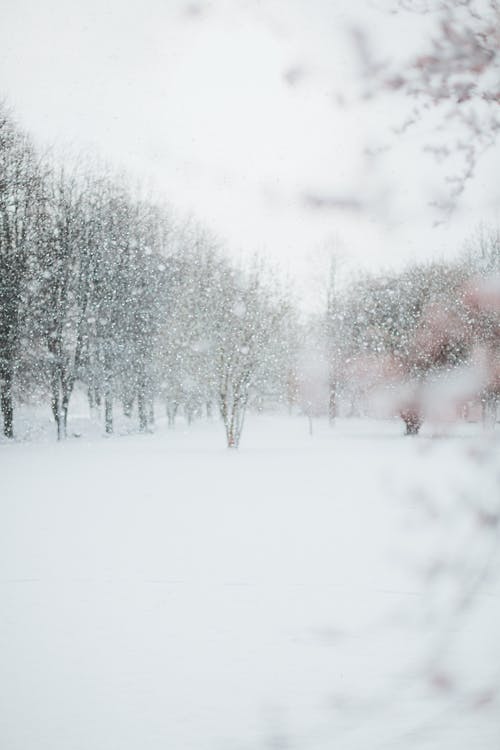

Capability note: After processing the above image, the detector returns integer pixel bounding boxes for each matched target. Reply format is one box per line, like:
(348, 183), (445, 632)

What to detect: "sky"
(1, 0), (499, 301)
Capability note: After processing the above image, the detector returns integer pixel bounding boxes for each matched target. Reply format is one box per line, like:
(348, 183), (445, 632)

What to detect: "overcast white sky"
(1, 0), (499, 297)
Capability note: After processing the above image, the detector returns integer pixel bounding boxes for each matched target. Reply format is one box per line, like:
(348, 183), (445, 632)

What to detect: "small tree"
(214, 260), (289, 448)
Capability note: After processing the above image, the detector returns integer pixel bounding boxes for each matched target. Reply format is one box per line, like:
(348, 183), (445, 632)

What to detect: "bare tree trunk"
(137, 383), (148, 432)
(0, 299), (21, 440)
(104, 395), (113, 434)
(123, 391), (134, 418)
(167, 401), (177, 428)
(62, 379), (71, 437)
(49, 342), (73, 440)
(50, 357), (63, 441)
(147, 399), (154, 428)
(328, 379), (337, 424)
(224, 396), (247, 449)
(103, 346), (113, 434)
(222, 396), (237, 448)
(88, 384), (101, 421)
(0, 367), (14, 438)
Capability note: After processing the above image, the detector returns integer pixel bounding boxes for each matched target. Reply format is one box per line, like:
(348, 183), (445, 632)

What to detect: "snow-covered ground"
(1, 412), (499, 749)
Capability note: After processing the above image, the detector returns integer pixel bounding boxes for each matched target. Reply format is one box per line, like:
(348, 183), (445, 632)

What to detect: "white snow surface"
(1, 413), (499, 749)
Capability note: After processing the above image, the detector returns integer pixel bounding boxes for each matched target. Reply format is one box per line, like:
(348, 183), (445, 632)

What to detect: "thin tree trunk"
(50, 361), (63, 441)
(137, 384), (147, 432)
(328, 380), (337, 424)
(227, 423), (236, 448)
(0, 367), (14, 438)
(105, 396), (113, 434)
(103, 347), (113, 434)
(167, 401), (177, 428)
(62, 378), (71, 437)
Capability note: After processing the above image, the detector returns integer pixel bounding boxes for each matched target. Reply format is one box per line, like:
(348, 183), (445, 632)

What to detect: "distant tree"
(158, 225), (222, 427)
(325, 257), (340, 423)
(77, 173), (130, 434)
(213, 260), (290, 448)
(121, 197), (171, 431)
(296, 316), (329, 433)
(334, 260), (477, 432)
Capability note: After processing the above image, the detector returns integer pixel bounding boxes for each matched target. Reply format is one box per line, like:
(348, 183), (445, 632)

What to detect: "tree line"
(322, 229), (500, 433)
(1, 101), (498, 445)
(0, 103), (294, 447)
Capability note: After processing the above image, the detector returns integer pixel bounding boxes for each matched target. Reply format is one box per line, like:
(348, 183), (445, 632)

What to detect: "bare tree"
(0, 105), (40, 438)
(37, 165), (86, 439)
(214, 261), (290, 449)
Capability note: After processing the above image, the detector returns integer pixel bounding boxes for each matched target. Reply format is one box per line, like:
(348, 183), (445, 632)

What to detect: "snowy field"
(1, 413), (499, 750)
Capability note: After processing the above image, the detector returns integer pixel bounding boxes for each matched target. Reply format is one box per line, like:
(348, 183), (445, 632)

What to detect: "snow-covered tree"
(32, 165), (87, 438)
(0, 105), (41, 437)
(213, 259), (291, 448)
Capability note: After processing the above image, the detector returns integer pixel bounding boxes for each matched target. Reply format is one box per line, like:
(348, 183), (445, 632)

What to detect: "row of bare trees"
(2, 99), (497, 444)
(0, 103), (294, 446)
